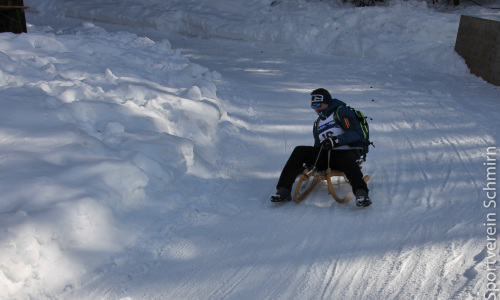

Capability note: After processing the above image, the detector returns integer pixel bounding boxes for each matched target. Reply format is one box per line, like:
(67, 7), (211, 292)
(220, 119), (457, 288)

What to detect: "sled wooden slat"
(293, 173), (321, 203)
(293, 163), (370, 204)
(293, 169), (321, 203)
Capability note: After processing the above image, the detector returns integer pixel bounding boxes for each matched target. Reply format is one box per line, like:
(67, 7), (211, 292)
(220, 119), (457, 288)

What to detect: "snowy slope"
(0, 0), (499, 299)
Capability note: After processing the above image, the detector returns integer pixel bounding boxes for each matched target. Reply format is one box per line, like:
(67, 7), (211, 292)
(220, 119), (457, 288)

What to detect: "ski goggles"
(311, 103), (322, 109)
(311, 94), (324, 103)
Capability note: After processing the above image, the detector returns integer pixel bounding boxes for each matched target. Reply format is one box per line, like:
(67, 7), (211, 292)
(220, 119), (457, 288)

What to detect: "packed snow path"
(60, 32), (497, 299)
(3, 3), (499, 298)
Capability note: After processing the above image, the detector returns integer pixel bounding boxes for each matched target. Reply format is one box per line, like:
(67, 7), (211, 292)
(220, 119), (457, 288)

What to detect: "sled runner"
(292, 153), (370, 204)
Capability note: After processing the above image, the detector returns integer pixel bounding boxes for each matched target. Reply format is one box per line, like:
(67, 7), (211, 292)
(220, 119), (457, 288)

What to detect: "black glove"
(322, 136), (339, 150)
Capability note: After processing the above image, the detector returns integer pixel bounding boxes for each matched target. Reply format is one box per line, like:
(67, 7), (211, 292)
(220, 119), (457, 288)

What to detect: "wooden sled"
(292, 164), (370, 204)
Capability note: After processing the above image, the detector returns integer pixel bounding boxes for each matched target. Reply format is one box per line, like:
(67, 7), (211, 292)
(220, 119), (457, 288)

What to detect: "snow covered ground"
(1, 0), (499, 299)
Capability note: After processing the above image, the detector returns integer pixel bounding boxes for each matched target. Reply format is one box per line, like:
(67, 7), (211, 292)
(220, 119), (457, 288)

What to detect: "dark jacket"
(313, 98), (365, 157)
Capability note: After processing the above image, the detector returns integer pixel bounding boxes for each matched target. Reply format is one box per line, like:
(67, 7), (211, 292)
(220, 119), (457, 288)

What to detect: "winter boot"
(270, 187), (292, 202)
(355, 189), (372, 207)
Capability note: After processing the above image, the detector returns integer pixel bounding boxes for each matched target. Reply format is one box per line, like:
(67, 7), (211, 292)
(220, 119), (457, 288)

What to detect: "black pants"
(276, 146), (368, 193)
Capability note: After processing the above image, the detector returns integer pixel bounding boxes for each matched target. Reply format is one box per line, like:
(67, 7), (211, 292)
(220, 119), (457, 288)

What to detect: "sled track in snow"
(45, 19), (497, 300)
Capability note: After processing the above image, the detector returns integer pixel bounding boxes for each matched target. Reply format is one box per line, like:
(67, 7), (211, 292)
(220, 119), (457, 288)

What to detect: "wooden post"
(0, 0), (28, 34)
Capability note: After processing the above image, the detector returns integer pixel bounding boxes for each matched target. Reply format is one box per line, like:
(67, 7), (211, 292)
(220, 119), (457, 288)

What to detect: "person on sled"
(270, 88), (371, 207)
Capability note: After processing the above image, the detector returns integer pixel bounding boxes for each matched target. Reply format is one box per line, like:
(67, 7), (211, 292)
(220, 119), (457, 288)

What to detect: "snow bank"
(27, 0), (492, 71)
(0, 23), (223, 298)
(1, 0), (498, 299)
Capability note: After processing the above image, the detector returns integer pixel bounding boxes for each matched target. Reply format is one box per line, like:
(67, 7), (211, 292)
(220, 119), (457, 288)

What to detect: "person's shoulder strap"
(334, 105), (349, 128)
(334, 105), (347, 119)
(314, 116), (321, 129)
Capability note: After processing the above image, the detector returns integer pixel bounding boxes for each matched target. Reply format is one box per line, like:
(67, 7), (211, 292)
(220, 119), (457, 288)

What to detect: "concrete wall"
(455, 15), (500, 86)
